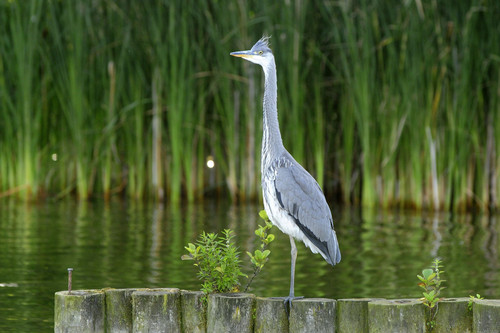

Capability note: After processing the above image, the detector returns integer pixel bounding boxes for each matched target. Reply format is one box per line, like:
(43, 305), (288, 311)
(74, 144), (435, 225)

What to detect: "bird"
(230, 37), (341, 309)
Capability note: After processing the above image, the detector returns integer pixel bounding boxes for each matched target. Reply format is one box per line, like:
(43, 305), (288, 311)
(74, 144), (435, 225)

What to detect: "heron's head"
(230, 36), (273, 68)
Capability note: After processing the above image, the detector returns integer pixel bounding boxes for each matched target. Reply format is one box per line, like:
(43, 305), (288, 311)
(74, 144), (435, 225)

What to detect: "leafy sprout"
(244, 210), (275, 291)
(182, 229), (246, 295)
(182, 210), (275, 298)
(417, 258), (445, 331)
(468, 294), (484, 311)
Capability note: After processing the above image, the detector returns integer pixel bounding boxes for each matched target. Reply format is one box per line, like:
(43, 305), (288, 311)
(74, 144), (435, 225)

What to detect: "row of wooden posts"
(54, 288), (500, 332)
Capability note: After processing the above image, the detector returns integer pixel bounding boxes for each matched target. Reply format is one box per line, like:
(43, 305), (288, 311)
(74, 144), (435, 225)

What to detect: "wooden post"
(433, 297), (472, 333)
(105, 288), (138, 333)
(368, 299), (425, 333)
(289, 298), (336, 333)
(207, 293), (255, 332)
(181, 290), (206, 333)
(254, 297), (289, 333)
(132, 288), (181, 332)
(473, 299), (500, 333)
(54, 290), (105, 333)
(337, 298), (384, 333)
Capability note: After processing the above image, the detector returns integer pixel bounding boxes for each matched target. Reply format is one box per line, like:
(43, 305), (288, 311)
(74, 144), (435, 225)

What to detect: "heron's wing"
(273, 155), (341, 265)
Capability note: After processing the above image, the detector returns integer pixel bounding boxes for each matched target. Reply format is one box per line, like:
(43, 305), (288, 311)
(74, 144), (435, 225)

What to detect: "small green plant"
(182, 229), (247, 295)
(182, 210), (275, 298)
(417, 258), (446, 331)
(244, 210), (275, 291)
(468, 294), (484, 311)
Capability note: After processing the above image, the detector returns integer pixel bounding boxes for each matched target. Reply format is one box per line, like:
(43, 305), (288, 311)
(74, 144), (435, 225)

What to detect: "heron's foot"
(271, 295), (304, 317)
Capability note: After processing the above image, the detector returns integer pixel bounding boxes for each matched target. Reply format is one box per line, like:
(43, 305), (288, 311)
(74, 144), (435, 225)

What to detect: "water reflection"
(482, 215), (498, 296)
(0, 201), (498, 332)
(430, 215), (442, 257)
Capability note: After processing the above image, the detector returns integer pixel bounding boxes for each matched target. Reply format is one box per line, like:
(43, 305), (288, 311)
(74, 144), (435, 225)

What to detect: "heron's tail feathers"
(326, 231), (341, 266)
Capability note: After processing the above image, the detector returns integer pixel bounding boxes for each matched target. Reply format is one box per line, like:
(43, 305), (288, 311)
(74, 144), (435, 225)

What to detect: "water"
(0, 200), (499, 332)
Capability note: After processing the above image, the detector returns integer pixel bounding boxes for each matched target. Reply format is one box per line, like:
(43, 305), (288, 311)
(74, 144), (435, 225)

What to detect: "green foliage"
(417, 258), (446, 331)
(468, 293), (484, 311)
(182, 229), (246, 295)
(1, 1), (499, 210)
(183, 210), (275, 296)
(244, 210), (275, 291)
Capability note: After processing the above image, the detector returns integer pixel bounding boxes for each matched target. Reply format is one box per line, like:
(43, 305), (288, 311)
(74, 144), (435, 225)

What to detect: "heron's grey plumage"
(270, 153), (341, 265)
(231, 36), (340, 306)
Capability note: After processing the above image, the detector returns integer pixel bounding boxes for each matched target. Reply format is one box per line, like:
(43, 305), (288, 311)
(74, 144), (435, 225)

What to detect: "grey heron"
(230, 37), (341, 308)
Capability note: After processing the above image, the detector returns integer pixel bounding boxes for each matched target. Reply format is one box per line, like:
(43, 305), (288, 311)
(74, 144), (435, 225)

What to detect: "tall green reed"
(1, 1), (44, 199)
(200, 0), (261, 201)
(317, 0), (499, 210)
(46, 1), (95, 199)
(273, 0), (307, 166)
(122, 73), (149, 200)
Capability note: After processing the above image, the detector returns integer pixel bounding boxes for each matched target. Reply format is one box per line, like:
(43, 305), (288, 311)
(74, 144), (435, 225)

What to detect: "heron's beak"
(230, 50), (255, 59)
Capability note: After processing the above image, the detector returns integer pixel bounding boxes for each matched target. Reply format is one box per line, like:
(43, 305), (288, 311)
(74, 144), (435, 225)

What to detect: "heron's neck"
(262, 59), (284, 171)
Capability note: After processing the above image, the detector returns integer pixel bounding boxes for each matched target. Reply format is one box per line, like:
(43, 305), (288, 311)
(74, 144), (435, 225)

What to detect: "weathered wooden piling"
(254, 297), (289, 333)
(54, 291), (500, 333)
(181, 290), (206, 333)
(433, 297), (472, 333)
(368, 299), (426, 333)
(104, 288), (137, 333)
(473, 299), (500, 333)
(54, 290), (105, 333)
(206, 293), (255, 333)
(132, 288), (181, 332)
(336, 298), (383, 333)
(289, 298), (336, 333)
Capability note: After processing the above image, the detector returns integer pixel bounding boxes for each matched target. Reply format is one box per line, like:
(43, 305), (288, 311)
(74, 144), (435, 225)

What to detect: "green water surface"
(0, 201), (498, 332)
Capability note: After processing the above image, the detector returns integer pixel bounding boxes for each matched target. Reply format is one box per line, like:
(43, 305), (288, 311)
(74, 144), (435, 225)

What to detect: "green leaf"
(422, 269), (434, 279)
(265, 234), (275, 243)
(423, 290), (435, 300)
(254, 250), (264, 260)
(259, 210), (268, 220)
(185, 243), (196, 253)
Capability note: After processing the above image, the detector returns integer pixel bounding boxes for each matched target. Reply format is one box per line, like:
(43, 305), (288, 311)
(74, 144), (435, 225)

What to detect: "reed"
(1, 1), (43, 199)
(320, 0), (499, 210)
(0, 0), (498, 211)
(44, 1), (93, 199)
(199, 0), (261, 201)
(122, 73), (149, 200)
(272, 0), (308, 166)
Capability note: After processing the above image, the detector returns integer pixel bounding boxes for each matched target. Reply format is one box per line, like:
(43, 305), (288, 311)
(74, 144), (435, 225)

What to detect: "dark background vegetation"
(1, 0), (499, 211)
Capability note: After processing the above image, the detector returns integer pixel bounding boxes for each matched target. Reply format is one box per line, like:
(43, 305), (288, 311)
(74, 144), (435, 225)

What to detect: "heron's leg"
(281, 236), (303, 315)
(271, 236), (303, 315)
(288, 235), (297, 298)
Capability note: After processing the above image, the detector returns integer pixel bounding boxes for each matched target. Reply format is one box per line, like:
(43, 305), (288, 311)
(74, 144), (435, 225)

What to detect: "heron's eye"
(258, 50), (264, 55)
